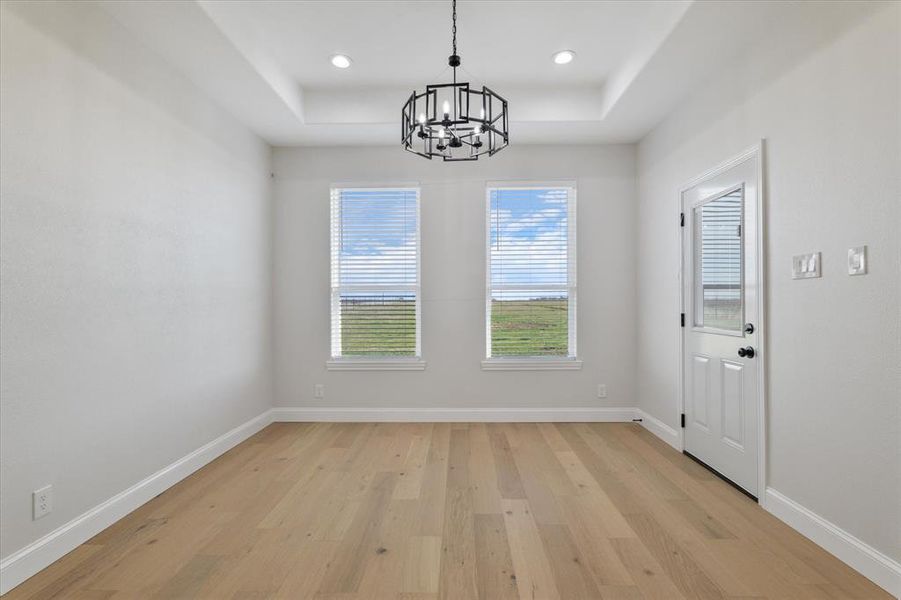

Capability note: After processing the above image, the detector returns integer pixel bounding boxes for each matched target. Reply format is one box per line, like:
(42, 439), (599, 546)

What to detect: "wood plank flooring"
(5, 423), (891, 599)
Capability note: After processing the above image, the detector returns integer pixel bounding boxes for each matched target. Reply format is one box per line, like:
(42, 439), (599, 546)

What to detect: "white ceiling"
(207, 1), (689, 89)
(94, 0), (868, 147)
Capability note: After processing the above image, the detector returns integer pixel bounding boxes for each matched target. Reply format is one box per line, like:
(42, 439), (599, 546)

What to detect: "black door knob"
(737, 346), (755, 358)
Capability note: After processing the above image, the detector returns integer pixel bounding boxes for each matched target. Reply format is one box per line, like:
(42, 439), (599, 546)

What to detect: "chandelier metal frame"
(401, 0), (509, 161)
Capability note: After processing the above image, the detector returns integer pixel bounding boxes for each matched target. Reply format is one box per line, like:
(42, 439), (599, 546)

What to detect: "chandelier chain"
(452, 0), (457, 55)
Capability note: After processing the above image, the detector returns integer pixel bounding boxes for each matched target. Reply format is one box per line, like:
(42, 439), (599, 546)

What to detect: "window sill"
(326, 359), (427, 371)
(481, 358), (583, 371)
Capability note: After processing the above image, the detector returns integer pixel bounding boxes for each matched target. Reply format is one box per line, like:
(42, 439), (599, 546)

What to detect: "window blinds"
(487, 186), (576, 358)
(330, 187), (420, 358)
(695, 188), (743, 331)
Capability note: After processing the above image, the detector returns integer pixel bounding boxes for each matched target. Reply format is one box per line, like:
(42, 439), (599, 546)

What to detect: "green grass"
(339, 298), (569, 357)
(341, 299), (416, 356)
(491, 298), (569, 356)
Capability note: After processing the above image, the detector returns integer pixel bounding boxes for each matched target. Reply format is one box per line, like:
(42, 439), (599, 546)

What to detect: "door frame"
(677, 140), (767, 505)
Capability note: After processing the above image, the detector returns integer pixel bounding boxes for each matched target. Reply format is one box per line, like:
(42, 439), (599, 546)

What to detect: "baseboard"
(270, 406), (639, 423)
(635, 409), (682, 450)
(765, 488), (901, 596)
(0, 409), (274, 596)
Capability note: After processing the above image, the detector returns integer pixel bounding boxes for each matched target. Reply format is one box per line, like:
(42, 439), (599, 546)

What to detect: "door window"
(693, 186), (743, 332)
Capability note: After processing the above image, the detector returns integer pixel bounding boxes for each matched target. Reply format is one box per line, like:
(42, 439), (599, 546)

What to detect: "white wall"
(636, 2), (900, 562)
(273, 145), (637, 412)
(0, 2), (273, 561)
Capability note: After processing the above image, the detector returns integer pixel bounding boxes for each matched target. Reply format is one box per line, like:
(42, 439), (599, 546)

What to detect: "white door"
(682, 151), (761, 498)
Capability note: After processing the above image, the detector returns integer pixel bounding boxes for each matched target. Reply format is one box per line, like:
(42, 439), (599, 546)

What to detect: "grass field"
(339, 297), (569, 357)
(340, 298), (416, 356)
(490, 298), (568, 356)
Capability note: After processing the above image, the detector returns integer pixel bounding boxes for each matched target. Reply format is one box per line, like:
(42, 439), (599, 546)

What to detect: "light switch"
(792, 252), (821, 279)
(848, 246), (867, 275)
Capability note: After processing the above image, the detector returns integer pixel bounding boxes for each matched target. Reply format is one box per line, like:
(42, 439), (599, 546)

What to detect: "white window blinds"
(486, 185), (577, 358)
(694, 187), (743, 331)
(330, 187), (421, 358)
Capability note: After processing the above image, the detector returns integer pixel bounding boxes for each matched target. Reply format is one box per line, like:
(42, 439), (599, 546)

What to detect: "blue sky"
(336, 189), (418, 288)
(490, 188), (569, 298)
(335, 187), (570, 299)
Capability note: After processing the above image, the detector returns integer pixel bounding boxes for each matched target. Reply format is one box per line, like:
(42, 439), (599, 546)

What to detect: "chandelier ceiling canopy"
(401, 0), (509, 161)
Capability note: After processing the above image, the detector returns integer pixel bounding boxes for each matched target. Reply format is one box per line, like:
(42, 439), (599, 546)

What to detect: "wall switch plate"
(848, 245), (867, 275)
(597, 384), (607, 398)
(314, 384), (325, 399)
(792, 252), (821, 279)
(33, 485), (52, 520)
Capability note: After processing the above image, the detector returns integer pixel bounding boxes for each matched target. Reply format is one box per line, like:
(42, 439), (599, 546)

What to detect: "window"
(693, 186), (743, 332)
(484, 184), (579, 369)
(329, 186), (423, 369)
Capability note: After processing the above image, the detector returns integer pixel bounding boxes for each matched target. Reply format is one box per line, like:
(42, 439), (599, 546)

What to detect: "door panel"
(682, 151), (760, 497)
(691, 355), (710, 430)
(721, 360), (744, 449)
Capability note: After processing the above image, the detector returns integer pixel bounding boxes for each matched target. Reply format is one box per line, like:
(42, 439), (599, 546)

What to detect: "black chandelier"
(401, 0), (509, 161)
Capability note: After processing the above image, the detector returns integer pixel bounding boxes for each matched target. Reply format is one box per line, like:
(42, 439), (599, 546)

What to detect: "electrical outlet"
(33, 485), (52, 520)
(597, 384), (607, 398)
(314, 384), (325, 399)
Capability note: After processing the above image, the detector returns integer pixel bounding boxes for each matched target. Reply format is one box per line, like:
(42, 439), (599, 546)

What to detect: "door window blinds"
(330, 187), (421, 358)
(693, 187), (743, 331)
(487, 186), (577, 358)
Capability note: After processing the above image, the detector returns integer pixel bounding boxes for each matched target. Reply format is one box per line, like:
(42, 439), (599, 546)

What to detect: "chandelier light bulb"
(438, 128), (445, 139)
(418, 113), (426, 125)
(480, 107), (485, 120)
(442, 101), (450, 117)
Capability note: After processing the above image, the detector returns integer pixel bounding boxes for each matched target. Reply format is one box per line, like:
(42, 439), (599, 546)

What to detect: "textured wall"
(0, 3), (273, 559)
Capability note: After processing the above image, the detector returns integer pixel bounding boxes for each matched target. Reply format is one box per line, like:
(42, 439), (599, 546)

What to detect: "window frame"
(327, 184), (425, 371)
(691, 184), (745, 337)
(482, 181), (581, 371)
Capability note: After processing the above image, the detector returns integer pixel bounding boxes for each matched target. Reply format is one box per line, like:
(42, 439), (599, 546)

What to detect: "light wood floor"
(6, 423), (890, 599)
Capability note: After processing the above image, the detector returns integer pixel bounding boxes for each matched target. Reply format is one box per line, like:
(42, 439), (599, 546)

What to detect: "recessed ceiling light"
(552, 50), (575, 65)
(330, 54), (352, 69)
